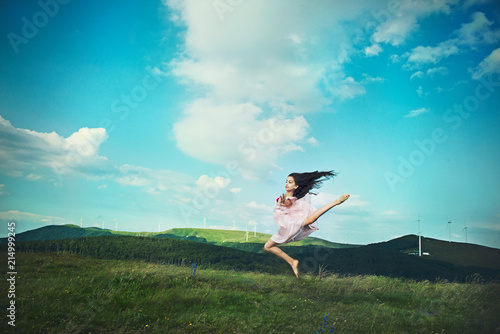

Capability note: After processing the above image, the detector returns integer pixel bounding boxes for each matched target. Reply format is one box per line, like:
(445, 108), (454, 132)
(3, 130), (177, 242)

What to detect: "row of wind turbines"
(79, 218), (120, 231)
(446, 217), (469, 243)
(415, 215), (470, 257)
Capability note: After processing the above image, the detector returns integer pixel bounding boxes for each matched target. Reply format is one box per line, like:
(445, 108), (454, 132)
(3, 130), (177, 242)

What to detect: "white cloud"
(371, 0), (458, 46)
(173, 99), (310, 178)
(63, 127), (108, 158)
(0, 115), (113, 182)
(402, 11), (499, 71)
(373, 15), (418, 46)
(307, 137), (319, 146)
(165, 0), (394, 176)
(426, 66), (449, 77)
(470, 47), (500, 79)
(405, 39), (460, 68)
(416, 86), (427, 97)
(364, 43), (382, 57)
(456, 12), (500, 47)
(410, 71), (425, 80)
(330, 76), (366, 101)
(406, 107), (430, 118)
(166, 0), (361, 112)
(229, 187), (242, 194)
(26, 173), (42, 181)
(411, 67), (448, 80)
(389, 54), (402, 63)
(361, 74), (384, 84)
(0, 115), (240, 216)
(164, 0), (496, 180)
(196, 174), (231, 190)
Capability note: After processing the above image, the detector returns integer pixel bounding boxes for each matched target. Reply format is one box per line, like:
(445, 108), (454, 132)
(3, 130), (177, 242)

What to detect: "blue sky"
(1, 0), (499, 248)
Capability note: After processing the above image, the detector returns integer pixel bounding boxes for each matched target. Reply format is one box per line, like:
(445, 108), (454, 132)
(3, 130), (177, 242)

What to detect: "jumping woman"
(263, 170), (350, 277)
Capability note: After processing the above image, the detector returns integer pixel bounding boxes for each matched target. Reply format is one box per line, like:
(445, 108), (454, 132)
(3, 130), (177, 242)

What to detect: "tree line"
(3, 235), (499, 282)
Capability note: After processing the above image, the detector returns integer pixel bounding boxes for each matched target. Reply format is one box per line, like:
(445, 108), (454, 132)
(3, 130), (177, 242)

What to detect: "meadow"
(2, 251), (499, 334)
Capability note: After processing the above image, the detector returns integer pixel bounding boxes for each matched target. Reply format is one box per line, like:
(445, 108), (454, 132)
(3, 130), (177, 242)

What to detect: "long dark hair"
(289, 170), (337, 199)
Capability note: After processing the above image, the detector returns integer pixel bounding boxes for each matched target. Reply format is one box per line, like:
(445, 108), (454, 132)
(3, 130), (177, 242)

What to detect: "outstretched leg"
(302, 193), (350, 227)
(264, 239), (299, 277)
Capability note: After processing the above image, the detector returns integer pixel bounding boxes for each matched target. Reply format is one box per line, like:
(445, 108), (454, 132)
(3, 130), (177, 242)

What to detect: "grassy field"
(2, 251), (499, 334)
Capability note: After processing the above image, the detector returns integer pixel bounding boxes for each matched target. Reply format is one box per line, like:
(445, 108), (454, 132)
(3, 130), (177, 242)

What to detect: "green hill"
(6, 234), (500, 282)
(2, 224), (114, 241)
(366, 235), (500, 270)
(4, 226), (499, 278)
(1, 225), (360, 249)
(160, 227), (359, 249)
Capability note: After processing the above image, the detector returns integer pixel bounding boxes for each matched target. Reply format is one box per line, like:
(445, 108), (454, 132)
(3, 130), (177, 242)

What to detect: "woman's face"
(285, 176), (298, 192)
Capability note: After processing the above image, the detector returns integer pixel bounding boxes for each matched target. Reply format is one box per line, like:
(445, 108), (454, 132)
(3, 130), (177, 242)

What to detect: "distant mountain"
(5, 226), (499, 276)
(6, 234), (500, 282)
(1, 224), (114, 242)
(159, 228), (360, 249)
(2, 225), (360, 249)
(366, 235), (500, 270)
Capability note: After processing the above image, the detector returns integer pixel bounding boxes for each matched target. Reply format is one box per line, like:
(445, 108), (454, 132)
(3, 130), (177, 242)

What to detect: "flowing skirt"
(271, 197), (318, 244)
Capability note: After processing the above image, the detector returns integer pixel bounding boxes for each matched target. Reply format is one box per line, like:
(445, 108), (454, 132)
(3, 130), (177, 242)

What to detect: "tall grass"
(2, 251), (499, 333)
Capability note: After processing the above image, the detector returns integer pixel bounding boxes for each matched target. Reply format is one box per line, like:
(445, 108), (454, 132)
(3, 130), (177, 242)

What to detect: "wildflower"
(316, 313), (334, 333)
(191, 262), (198, 279)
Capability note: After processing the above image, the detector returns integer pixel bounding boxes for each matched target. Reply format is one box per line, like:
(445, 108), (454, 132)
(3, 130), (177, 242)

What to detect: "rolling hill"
(2, 224), (115, 241)
(2, 224), (360, 249)
(366, 235), (500, 270)
(159, 227), (359, 248)
(5, 234), (500, 282)
(4, 225), (499, 280)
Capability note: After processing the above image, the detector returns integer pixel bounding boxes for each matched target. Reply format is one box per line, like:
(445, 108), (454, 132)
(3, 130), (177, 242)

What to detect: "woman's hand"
(278, 194), (290, 207)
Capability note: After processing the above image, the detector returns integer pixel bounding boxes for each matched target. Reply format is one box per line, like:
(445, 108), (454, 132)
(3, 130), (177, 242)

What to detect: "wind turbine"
(254, 225), (257, 237)
(80, 218), (83, 228)
(244, 227), (249, 242)
(158, 222), (161, 233)
(447, 219), (452, 243)
(116, 221), (118, 231)
(463, 222), (468, 244)
(417, 215), (422, 256)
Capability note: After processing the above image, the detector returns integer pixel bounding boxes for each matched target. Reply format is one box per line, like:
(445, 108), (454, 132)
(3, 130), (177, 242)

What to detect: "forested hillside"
(367, 235), (500, 270)
(7, 235), (500, 282)
(2, 225), (359, 249)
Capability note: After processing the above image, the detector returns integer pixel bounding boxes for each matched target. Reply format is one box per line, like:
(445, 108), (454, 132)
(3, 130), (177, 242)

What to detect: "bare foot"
(337, 194), (350, 204)
(291, 259), (299, 278)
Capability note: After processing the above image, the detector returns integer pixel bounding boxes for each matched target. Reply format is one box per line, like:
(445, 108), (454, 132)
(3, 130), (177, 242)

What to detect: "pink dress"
(271, 196), (318, 244)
